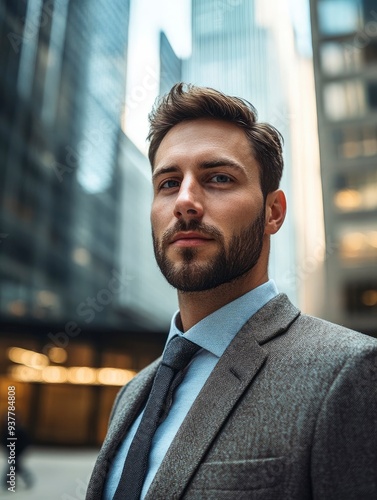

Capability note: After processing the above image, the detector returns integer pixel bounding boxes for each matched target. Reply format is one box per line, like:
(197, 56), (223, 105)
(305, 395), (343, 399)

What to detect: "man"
(86, 84), (377, 499)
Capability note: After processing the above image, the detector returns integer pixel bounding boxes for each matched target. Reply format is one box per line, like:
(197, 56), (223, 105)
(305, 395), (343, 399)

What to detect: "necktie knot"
(162, 335), (200, 371)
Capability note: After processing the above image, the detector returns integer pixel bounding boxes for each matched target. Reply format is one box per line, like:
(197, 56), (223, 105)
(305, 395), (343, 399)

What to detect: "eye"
(160, 179), (180, 189)
(210, 174), (232, 183)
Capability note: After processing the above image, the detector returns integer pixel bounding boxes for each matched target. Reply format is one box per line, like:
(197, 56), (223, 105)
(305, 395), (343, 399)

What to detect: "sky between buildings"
(124, 0), (312, 153)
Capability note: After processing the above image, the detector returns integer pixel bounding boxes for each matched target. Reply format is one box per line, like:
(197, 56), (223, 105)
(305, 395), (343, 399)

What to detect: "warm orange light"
(48, 347), (67, 364)
(97, 368), (136, 386)
(7, 300), (27, 317)
(368, 231), (377, 249)
(41, 366), (68, 383)
(362, 290), (377, 307)
(340, 230), (377, 261)
(67, 367), (97, 384)
(8, 347), (49, 368)
(7, 353), (137, 385)
(334, 189), (361, 211)
(9, 365), (42, 382)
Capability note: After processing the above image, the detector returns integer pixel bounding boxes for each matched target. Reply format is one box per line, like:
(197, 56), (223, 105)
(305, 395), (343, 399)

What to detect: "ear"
(264, 190), (286, 235)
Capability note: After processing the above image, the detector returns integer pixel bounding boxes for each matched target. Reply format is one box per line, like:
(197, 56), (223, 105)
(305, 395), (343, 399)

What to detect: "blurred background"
(0, 0), (376, 494)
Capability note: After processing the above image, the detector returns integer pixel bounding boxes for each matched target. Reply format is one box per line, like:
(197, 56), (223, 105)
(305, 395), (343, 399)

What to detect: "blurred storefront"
(0, 331), (164, 446)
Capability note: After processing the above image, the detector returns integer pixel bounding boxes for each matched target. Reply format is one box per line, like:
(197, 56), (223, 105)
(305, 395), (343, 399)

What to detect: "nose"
(173, 177), (204, 221)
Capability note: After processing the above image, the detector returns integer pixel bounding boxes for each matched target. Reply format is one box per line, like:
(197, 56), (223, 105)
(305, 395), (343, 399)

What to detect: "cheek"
(219, 202), (263, 234)
(151, 202), (168, 234)
(220, 204), (250, 225)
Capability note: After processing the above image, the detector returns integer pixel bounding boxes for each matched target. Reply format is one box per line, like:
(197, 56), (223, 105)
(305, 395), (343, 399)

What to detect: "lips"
(170, 232), (213, 247)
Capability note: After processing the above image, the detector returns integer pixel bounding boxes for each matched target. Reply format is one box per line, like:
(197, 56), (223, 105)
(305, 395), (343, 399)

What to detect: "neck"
(177, 268), (268, 332)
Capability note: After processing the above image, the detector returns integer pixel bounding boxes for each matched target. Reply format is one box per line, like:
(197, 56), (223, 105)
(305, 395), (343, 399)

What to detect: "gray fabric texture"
(86, 294), (377, 500)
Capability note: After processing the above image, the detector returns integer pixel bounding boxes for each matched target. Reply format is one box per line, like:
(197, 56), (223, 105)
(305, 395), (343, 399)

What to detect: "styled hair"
(147, 83), (284, 198)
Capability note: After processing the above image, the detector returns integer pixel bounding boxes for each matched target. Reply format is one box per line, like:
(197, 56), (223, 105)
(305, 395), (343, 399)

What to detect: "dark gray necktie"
(113, 335), (200, 500)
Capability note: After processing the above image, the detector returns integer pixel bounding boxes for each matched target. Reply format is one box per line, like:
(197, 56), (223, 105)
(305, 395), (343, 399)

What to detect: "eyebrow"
(199, 158), (245, 172)
(152, 165), (178, 182)
(152, 158), (245, 182)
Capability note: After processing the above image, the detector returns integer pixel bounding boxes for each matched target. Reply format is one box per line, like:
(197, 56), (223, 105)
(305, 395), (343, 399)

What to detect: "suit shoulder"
(291, 313), (377, 356)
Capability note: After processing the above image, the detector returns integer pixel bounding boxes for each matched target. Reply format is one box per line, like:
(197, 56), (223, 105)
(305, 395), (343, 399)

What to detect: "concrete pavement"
(0, 447), (99, 500)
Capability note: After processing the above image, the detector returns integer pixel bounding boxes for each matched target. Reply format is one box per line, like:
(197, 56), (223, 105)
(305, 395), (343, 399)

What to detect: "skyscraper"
(310, 0), (377, 336)
(0, 0), (130, 330)
(159, 31), (182, 96)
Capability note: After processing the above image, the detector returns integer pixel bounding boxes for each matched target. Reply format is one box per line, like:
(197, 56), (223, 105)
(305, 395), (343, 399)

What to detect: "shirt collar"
(165, 279), (278, 358)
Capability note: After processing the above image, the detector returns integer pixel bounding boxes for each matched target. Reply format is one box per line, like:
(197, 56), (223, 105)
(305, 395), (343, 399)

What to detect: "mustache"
(161, 219), (223, 247)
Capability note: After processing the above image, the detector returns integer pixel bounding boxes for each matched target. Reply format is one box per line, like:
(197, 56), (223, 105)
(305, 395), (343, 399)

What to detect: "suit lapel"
(146, 294), (300, 499)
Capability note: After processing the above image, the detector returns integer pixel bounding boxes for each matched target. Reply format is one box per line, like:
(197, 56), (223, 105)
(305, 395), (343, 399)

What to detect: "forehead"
(154, 118), (256, 169)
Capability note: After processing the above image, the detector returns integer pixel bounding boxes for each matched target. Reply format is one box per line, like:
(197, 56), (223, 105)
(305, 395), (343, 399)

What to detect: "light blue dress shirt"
(103, 280), (278, 499)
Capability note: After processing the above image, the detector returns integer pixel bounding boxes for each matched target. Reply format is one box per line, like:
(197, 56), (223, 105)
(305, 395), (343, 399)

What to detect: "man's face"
(151, 118), (267, 292)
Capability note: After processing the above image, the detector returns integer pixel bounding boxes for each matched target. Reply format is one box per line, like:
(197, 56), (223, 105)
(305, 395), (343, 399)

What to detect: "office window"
(318, 0), (362, 36)
(339, 226), (377, 262)
(333, 123), (377, 159)
(324, 79), (365, 120)
(334, 169), (377, 212)
(320, 41), (362, 75)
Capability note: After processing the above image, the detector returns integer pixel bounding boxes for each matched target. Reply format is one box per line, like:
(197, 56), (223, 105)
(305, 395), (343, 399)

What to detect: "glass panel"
(318, 0), (362, 35)
(333, 123), (377, 159)
(320, 40), (363, 75)
(334, 185), (377, 211)
(323, 79), (366, 120)
(339, 226), (377, 261)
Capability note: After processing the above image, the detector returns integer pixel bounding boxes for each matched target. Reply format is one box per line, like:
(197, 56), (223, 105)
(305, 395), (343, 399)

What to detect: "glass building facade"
(0, 0), (129, 330)
(159, 31), (182, 96)
(310, 0), (377, 336)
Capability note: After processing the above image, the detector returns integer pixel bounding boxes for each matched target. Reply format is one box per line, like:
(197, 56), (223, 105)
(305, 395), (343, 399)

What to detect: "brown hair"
(147, 83), (284, 199)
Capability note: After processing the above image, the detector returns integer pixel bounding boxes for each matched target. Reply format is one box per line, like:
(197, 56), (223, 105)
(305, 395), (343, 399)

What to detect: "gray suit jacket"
(86, 294), (377, 499)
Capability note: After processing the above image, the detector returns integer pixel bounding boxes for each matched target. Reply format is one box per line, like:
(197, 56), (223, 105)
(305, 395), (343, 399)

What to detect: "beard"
(152, 209), (266, 293)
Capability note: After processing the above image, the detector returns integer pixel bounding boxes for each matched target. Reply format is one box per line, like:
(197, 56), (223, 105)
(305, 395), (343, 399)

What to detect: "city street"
(0, 447), (99, 500)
